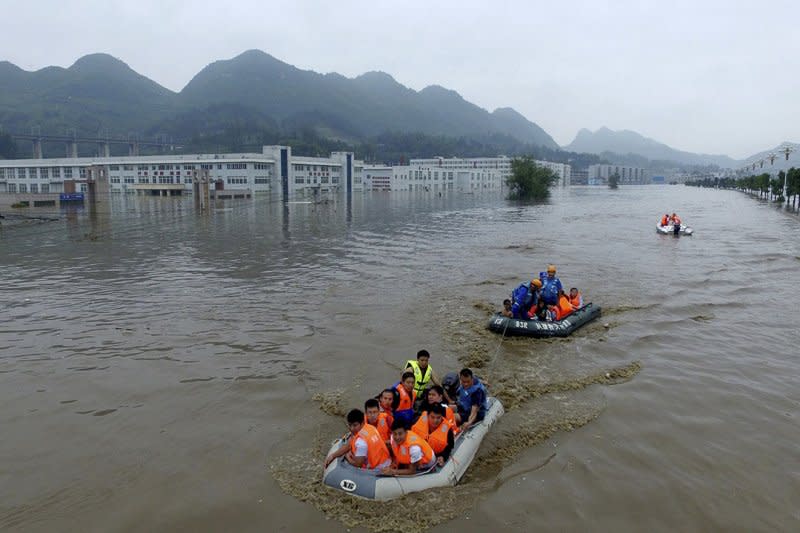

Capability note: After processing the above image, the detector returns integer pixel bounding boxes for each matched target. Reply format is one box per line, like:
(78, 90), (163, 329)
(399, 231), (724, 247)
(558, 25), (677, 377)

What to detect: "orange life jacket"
(368, 412), (391, 442)
(555, 295), (573, 320)
(396, 383), (416, 412)
(350, 424), (391, 469)
(661, 215), (669, 226)
(426, 419), (453, 455)
(391, 430), (435, 467)
(379, 408), (394, 428)
(411, 411), (429, 439)
(568, 291), (582, 309)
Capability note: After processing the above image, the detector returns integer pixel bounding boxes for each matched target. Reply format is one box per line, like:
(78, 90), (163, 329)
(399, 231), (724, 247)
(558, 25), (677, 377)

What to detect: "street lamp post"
(778, 145), (795, 204)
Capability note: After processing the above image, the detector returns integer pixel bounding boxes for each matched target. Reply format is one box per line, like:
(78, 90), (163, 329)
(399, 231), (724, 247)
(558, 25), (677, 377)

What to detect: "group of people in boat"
(323, 350), (488, 476)
(502, 264), (583, 322)
(659, 213), (682, 227)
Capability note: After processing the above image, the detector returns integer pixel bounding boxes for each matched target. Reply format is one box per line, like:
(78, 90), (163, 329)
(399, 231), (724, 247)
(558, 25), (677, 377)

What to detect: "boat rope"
(486, 317), (511, 375)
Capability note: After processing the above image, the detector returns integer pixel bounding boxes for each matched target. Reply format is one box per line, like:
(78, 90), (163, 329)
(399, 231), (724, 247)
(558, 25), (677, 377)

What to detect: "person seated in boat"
(405, 350), (446, 407)
(660, 213), (670, 227)
(529, 298), (548, 321)
(670, 213), (681, 225)
(501, 298), (513, 318)
(378, 388), (398, 427)
(456, 368), (487, 432)
(425, 403), (455, 466)
(423, 385), (460, 427)
(381, 419), (437, 476)
(553, 289), (574, 320)
(569, 287), (583, 309)
(365, 398), (392, 444)
(324, 408), (391, 471)
(393, 372), (417, 427)
(511, 278), (542, 319)
(539, 264), (563, 306)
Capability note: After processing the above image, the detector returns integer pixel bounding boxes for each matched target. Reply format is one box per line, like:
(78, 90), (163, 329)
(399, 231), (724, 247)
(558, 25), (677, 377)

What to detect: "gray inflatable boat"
(487, 303), (601, 337)
(322, 397), (504, 500)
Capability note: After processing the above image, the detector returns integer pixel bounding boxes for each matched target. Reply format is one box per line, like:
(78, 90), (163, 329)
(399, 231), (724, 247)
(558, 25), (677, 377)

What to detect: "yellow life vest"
(406, 359), (433, 397)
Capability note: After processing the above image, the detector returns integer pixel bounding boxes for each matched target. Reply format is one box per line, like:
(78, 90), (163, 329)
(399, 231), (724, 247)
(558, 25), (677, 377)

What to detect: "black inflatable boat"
(487, 303), (601, 338)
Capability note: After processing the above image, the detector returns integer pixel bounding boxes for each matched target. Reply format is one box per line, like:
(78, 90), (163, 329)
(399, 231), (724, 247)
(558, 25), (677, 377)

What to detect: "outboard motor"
(673, 223), (681, 235)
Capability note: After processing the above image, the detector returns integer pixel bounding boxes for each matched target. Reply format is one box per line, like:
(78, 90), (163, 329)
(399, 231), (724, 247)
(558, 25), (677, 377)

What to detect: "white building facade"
(588, 164), (650, 185)
(409, 156), (571, 189)
(0, 146), (365, 198)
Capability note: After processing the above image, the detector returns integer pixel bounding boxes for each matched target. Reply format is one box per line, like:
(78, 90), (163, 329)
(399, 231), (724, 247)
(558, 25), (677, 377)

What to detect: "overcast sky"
(2, 0), (798, 158)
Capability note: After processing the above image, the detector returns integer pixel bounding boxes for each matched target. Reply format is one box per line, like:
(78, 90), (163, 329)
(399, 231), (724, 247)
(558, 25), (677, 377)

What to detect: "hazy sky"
(2, 0), (798, 158)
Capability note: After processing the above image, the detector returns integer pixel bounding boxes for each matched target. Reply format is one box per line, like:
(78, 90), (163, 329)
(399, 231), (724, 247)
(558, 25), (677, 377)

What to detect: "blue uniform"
(457, 378), (487, 423)
(540, 273), (563, 306)
(510, 282), (539, 319)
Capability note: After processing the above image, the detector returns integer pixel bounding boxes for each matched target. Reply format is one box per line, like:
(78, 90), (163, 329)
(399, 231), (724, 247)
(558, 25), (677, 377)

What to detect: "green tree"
(505, 156), (559, 200)
(608, 172), (620, 189)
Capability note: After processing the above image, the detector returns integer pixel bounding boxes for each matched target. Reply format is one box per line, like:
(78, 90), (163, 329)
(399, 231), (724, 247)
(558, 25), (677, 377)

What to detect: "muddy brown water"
(1, 187), (799, 532)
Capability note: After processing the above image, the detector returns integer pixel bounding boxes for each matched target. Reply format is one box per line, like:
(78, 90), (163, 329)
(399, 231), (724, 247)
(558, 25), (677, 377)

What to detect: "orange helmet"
(531, 279), (542, 288)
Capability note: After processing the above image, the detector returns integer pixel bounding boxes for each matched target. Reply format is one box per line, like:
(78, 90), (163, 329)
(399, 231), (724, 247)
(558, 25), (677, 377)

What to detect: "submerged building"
(0, 146), (365, 199)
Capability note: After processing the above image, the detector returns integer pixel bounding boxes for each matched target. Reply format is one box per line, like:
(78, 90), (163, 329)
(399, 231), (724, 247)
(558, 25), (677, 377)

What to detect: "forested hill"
(0, 50), (558, 155)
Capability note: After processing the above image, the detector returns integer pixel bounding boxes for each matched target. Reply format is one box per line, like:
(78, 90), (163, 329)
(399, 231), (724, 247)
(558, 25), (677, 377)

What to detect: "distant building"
(588, 164), (649, 185)
(0, 145), (365, 199)
(570, 169), (589, 185)
(409, 156), (571, 189)
(363, 165), (393, 191)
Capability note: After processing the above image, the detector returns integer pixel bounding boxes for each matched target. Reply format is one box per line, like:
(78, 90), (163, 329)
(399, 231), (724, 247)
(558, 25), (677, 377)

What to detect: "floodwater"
(1, 187), (798, 532)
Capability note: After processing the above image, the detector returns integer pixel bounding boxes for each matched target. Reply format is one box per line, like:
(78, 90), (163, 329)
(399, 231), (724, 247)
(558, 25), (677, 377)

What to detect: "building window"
(124, 177), (135, 184)
(52, 167), (61, 178)
(110, 177), (121, 184)
(226, 177), (247, 184)
(254, 177), (270, 184)
(138, 177), (148, 184)
(254, 163), (270, 170)
(30, 183), (38, 193)
(200, 164), (213, 170)
(123, 165), (134, 171)
(19, 183), (27, 193)
(8, 183), (16, 193)
(0, 168), (4, 179)
(40, 167), (49, 178)
(79, 168), (86, 179)
(183, 165), (195, 170)
(17, 168), (25, 179)
(64, 167), (73, 178)
(110, 165), (120, 171)
(226, 163), (247, 170)
(138, 165), (148, 171)
(294, 177), (304, 184)
(80, 184), (87, 192)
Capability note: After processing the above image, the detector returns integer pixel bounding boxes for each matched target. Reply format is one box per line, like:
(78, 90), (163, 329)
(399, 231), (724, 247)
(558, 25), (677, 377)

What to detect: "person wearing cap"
(540, 264), (563, 306)
(510, 278), (542, 319)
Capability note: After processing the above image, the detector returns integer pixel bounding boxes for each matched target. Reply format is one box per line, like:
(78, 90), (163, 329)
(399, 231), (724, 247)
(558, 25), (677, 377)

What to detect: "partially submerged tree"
(608, 172), (620, 189)
(506, 156), (559, 200)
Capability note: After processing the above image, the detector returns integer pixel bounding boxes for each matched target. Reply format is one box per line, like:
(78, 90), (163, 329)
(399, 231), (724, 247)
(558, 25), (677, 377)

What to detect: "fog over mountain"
(564, 127), (738, 168)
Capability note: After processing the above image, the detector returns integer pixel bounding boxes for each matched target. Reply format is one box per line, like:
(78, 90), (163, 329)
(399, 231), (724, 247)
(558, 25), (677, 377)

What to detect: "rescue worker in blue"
(510, 278), (542, 319)
(456, 368), (487, 432)
(539, 264), (563, 306)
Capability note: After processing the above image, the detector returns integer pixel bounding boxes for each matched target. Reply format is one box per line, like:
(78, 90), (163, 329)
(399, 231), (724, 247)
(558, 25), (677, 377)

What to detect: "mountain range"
(0, 50), (558, 150)
(563, 127), (738, 168)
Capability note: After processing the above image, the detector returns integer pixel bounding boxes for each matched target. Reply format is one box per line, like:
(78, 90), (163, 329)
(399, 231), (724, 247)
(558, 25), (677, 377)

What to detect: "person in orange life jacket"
(424, 384), (460, 426)
(324, 409), (391, 471)
(378, 388), (398, 427)
(457, 368), (487, 432)
(501, 298), (513, 318)
(553, 289), (574, 320)
(569, 287), (583, 309)
(660, 214), (669, 227)
(426, 403), (455, 466)
(670, 213), (681, 225)
(393, 372), (417, 427)
(381, 419), (437, 476)
(365, 398), (391, 444)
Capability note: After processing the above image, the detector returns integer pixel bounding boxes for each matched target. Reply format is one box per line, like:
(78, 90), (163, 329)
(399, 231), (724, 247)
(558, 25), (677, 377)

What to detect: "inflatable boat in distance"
(487, 303), (602, 338)
(322, 397), (504, 500)
(656, 223), (693, 235)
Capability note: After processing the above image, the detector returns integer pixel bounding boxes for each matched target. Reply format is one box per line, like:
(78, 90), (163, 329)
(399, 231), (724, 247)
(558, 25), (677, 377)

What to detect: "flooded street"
(1, 186), (799, 532)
